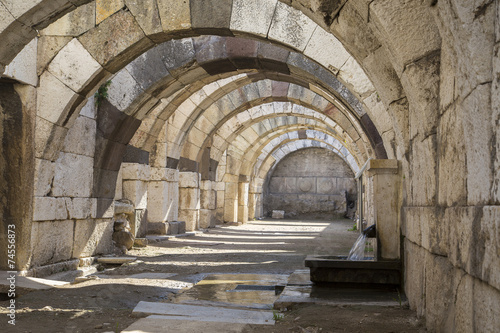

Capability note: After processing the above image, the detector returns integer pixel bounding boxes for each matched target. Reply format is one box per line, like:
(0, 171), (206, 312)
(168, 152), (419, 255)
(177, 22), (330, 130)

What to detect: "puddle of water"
(173, 273), (288, 309)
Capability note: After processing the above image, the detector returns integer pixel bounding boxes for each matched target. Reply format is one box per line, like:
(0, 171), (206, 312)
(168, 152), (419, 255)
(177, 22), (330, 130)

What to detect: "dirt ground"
(0, 219), (426, 332)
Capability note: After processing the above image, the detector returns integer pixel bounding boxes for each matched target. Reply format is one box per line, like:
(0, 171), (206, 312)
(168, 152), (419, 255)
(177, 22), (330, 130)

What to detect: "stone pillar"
(178, 171), (200, 231)
(121, 163), (150, 237)
(365, 159), (401, 260)
(238, 182), (249, 223)
(248, 180), (263, 219)
(148, 168), (179, 223)
(224, 182), (238, 223)
(214, 181), (225, 224)
(0, 84), (36, 271)
(199, 180), (216, 228)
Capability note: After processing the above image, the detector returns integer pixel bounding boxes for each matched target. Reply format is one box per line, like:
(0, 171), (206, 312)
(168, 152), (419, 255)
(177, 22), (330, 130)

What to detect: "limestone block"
(179, 171), (200, 188)
(79, 95), (96, 119)
(191, 0), (232, 31)
(424, 253), (456, 330)
(224, 198), (238, 222)
(133, 209), (148, 237)
(33, 197), (67, 221)
(479, 206), (500, 291)
(167, 182), (179, 221)
(47, 38), (104, 94)
(493, 44), (500, 203)
(72, 219), (114, 257)
(114, 200), (134, 214)
(149, 167), (177, 181)
(447, 206), (478, 274)
(123, 180), (148, 209)
(36, 71), (80, 125)
(179, 187), (200, 210)
(31, 220), (74, 266)
(3, 38), (37, 86)
(106, 69), (144, 112)
(362, 46), (403, 104)
(409, 135), (436, 206)
(215, 207), (224, 224)
(124, 0), (162, 36)
(34, 158), (55, 197)
(122, 163), (151, 181)
(41, 2), (95, 36)
(453, 273), (474, 333)
(304, 26), (349, 75)
(178, 209), (199, 231)
(230, 0), (277, 37)
(338, 56), (375, 97)
(199, 209), (216, 228)
(78, 10), (151, 72)
(62, 116), (96, 157)
(370, 0), (440, 74)
(462, 84), (493, 205)
(401, 52), (440, 139)
(147, 181), (169, 222)
(96, 0), (124, 24)
(473, 277), (500, 333)
(437, 104), (466, 206)
(216, 190), (225, 208)
(36, 35), (72, 76)
(52, 152), (94, 198)
(200, 189), (213, 210)
(125, 45), (169, 91)
(157, 0), (191, 32)
(65, 198), (96, 220)
(403, 240), (426, 316)
(238, 183), (249, 206)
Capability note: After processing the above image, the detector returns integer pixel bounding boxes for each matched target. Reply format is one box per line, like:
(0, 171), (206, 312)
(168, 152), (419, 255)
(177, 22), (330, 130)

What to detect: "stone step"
(147, 221), (186, 235)
(131, 301), (275, 325)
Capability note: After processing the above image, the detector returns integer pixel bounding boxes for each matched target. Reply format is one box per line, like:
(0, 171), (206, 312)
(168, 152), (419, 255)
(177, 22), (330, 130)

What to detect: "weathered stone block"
(41, 2), (95, 37)
(123, 180), (148, 209)
(403, 240), (426, 317)
(72, 218), (114, 257)
(167, 181), (179, 221)
(447, 206), (479, 275)
(106, 69), (144, 112)
(453, 273), (474, 333)
(133, 209), (148, 238)
(124, 0), (162, 36)
(34, 158), (55, 197)
(157, 0), (191, 32)
(179, 171), (200, 188)
(230, 0), (276, 37)
(462, 84), (493, 205)
(31, 220), (74, 266)
(122, 162), (151, 181)
(33, 196), (67, 221)
(78, 10), (152, 72)
(409, 134), (436, 206)
(36, 35), (72, 76)
(62, 115), (96, 157)
(147, 181), (169, 222)
(47, 38), (104, 94)
(36, 71), (81, 125)
(473, 277), (500, 333)
(179, 187), (200, 210)
(199, 209), (216, 228)
(51, 152), (93, 198)
(178, 209), (198, 231)
(191, 0), (232, 32)
(338, 56), (375, 97)
(65, 198), (96, 220)
(479, 206), (500, 291)
(3, 38), (37, 86)
(96, 0), (125, 24)
(437, 104), (467, 206)
(125, 45), (169, 91)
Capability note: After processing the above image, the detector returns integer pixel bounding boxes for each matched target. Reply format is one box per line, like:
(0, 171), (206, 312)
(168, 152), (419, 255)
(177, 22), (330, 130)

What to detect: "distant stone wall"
(264, 148), (356, 219)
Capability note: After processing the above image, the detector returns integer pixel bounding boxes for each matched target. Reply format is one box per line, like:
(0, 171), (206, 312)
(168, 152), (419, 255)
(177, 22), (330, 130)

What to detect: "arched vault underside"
(3, 2), (499, 331)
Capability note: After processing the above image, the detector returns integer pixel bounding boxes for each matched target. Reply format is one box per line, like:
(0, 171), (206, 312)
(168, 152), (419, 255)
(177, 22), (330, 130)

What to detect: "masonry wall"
(264, 148), (356, 219)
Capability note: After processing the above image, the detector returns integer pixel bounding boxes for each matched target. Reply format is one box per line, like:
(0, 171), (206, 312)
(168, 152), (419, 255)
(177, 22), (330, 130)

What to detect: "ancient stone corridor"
(0, 0), (499, 332)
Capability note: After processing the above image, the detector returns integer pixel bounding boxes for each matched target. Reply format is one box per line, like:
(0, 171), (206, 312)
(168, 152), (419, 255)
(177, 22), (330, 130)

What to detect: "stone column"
(121, 163), (150, 237)
(248, 180), (263, 220)
(365, 159), (401, 260)
(224, 181), (238, 223)
(178, 171), (200, 231)
(199, 180), (216, 228)
(238, 182), (249, 223)
(0, 84), (36, 271)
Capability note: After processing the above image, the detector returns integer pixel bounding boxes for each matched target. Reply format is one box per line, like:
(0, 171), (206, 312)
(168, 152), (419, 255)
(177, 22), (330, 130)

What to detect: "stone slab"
(132, 301), (275, 325)
(0, 271), (69, 294)
(97, 257), (137, 264)
(123, 316), (250, 333)
(272, 210), (284, 219)
(127, 272), (177, 279)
